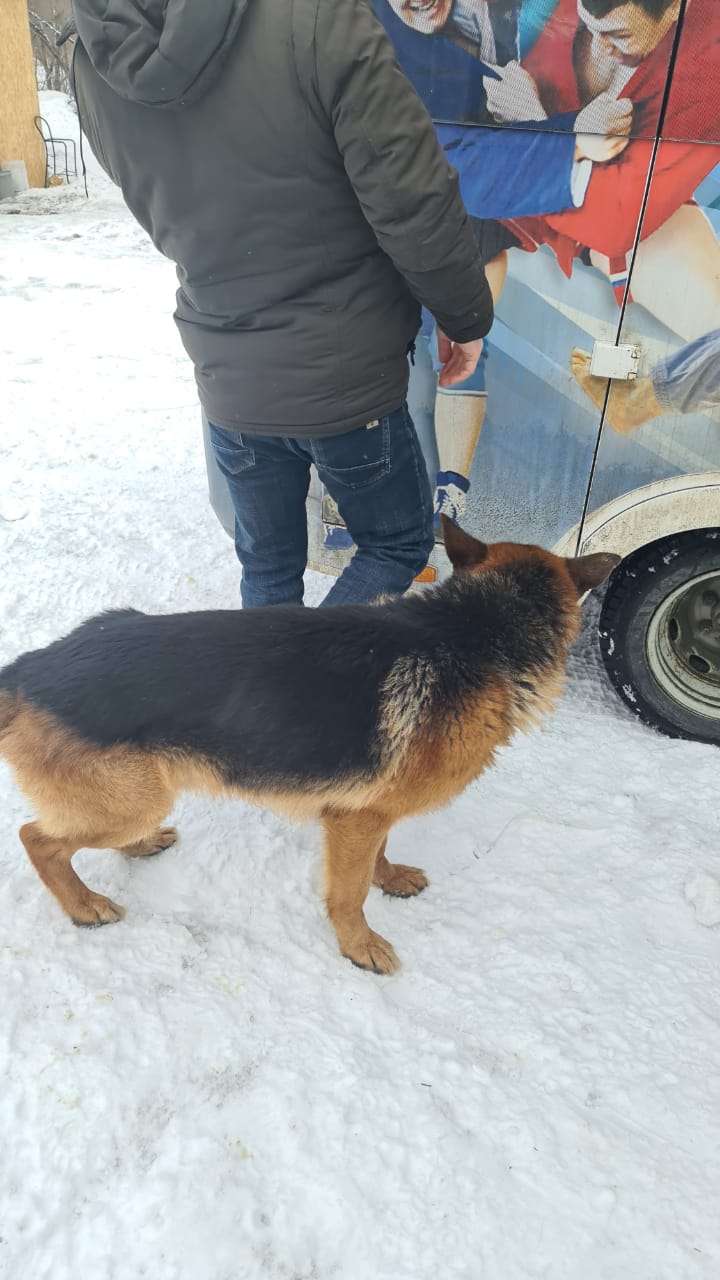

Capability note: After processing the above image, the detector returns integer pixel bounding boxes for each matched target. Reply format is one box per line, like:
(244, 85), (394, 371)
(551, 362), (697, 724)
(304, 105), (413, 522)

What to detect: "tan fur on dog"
(0, 661), (565, 969)
(0, 530), (616, 973)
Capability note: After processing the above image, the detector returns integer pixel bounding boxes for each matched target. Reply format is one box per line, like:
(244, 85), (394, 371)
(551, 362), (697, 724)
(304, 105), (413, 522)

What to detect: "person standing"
(64, 0), (493, 606)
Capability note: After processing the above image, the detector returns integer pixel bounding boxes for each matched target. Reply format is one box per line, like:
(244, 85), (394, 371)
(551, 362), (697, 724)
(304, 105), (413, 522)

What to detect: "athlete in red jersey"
(494, 0), (720, 341)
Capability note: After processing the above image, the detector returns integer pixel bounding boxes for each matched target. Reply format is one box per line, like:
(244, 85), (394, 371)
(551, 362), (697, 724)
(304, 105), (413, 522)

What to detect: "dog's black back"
(0, 567), (567, 786)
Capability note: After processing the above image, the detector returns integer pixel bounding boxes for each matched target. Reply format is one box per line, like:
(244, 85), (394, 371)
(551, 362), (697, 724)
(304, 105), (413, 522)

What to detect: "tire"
(598, 527), (720, 745)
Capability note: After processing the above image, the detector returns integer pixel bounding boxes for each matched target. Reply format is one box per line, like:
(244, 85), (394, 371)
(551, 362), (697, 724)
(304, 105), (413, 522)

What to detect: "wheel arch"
(552, 472), (720, 561)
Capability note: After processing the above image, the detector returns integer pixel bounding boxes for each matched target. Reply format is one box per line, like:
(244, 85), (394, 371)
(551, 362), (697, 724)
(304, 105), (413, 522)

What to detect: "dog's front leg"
(322, 809), (399, 975)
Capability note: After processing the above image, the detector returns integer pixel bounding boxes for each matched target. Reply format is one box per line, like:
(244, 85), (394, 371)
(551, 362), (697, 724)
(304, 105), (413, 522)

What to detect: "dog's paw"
(144, 826), (178, 854)
(119, 826), (178, 857)
(377, 863), (429, 898)
(344, 929), (400, 976)
(71, 893), (126, 927)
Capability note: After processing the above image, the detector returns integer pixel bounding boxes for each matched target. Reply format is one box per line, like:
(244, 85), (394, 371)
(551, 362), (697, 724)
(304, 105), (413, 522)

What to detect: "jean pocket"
(208, 424), (256, 476)
(312, 418), (391, 490)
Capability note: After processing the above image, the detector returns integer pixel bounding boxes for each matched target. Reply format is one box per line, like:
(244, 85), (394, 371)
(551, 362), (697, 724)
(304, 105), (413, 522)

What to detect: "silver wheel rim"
(646, 569), (720, 721)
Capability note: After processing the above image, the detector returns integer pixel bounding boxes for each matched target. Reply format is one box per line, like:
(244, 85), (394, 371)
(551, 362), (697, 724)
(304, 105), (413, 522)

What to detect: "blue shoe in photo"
(324, 523), (354, 551)
(433, 470), (470, 539)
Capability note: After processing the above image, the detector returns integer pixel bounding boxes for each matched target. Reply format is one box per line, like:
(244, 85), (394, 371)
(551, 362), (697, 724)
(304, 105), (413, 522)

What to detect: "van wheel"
(598, 528), (720, 745)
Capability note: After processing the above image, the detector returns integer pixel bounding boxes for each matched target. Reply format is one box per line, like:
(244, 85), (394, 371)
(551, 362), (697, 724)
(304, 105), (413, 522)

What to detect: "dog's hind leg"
(20, 822), (125, 926)
(372, 838), (429, 899)
(322, 809), (399, 975)
(14, 744), (175, 926)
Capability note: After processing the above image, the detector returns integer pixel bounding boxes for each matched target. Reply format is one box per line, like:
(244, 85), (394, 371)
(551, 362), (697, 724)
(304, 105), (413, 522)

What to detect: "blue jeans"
(208, 404), (434, 607)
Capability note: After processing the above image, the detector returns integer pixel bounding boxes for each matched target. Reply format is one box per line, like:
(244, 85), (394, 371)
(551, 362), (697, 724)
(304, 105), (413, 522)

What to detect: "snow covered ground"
(1, 94), (719, 1280)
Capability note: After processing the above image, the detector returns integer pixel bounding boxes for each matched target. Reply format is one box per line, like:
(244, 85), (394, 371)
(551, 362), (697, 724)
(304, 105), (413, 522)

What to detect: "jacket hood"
(69, 0), (248, 108)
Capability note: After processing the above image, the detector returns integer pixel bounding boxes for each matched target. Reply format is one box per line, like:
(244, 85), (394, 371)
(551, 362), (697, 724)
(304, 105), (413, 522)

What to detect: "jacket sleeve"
(437, 116), (581, 220)
(313, 0), (493, 343)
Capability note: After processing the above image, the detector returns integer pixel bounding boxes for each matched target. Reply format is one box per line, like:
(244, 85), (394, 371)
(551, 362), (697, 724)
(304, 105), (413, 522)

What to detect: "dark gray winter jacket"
(71, 0), (493, 436)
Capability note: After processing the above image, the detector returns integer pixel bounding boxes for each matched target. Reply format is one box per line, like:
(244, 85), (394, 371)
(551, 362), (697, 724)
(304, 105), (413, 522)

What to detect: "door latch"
(589, 342), (641, 381)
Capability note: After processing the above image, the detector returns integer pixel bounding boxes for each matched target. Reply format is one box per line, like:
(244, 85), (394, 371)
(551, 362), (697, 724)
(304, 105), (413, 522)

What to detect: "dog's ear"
(441, 515), (488, 571)
(565, 551), (621, 596)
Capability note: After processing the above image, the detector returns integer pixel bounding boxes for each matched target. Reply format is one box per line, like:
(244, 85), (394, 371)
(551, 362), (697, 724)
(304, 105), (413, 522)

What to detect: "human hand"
(575, 93), (633, 137)
(574, 93), (633, 162)
(575, 131), (630, 162)
(484, 60), (547, 123)
(436, 331), (484, 388)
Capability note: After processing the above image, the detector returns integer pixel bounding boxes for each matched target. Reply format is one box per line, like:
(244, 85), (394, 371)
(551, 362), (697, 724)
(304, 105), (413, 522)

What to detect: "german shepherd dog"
(0, 520), (618, 974)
